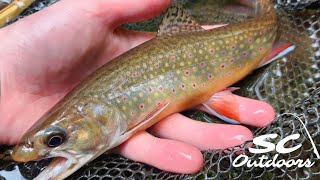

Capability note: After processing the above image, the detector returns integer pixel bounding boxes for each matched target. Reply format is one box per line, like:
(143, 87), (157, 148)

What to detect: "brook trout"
(11, 1), (293, 179)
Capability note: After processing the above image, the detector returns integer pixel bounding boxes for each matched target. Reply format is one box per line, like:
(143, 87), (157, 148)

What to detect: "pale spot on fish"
(255, 38), (261, 43)
(116, 98), (121, 103)
(92, 105), (105, 116)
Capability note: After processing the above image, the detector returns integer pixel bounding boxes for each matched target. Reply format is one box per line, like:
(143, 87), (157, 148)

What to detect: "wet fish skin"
(11, 1), (278, 179)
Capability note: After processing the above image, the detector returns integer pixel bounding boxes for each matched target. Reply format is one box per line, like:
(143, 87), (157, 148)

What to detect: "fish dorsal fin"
(157, 4), (204, 36)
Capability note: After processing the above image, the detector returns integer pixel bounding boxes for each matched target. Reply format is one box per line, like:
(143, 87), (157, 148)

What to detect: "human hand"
(0, 0), (274, 174)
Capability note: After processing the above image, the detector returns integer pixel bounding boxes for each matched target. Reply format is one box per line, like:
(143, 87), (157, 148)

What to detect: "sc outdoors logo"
(232, 113), (320, 168)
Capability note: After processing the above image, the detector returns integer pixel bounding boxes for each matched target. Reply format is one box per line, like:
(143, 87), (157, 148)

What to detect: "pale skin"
(0, 0), (275, 174)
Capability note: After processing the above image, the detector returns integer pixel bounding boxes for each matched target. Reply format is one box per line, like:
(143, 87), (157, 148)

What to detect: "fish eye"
(47, 134), (65, 147)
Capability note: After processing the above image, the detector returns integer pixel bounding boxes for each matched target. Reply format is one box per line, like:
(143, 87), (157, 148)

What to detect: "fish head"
(11, 123), (68, 162)
(12, 100), (123, 179)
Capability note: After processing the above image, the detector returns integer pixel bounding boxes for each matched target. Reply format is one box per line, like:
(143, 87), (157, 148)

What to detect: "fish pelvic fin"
(157, 4), (205, 36)
(201, 90), (241, 124)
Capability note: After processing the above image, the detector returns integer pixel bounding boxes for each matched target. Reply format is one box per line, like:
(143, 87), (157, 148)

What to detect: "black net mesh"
(1, 0), (319, 179)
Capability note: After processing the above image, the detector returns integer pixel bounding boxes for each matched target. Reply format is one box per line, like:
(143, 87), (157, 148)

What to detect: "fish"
(11, 1), (295, 179)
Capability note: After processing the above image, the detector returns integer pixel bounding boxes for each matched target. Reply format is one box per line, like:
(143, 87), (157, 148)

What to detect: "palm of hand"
(0, 1), (155, 144)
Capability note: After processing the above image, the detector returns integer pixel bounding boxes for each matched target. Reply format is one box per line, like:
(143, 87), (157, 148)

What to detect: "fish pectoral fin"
(200, 90), (241, 124)
(157, 4), (205, 36)
(258, 43), (296, 68)
(124, 100), (170, 135)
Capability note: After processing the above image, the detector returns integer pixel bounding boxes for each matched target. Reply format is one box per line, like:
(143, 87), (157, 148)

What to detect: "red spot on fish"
(171, 56), (175, 60)
(148, 88), (152, 92)
(186, 71), (189, 75)
(210, 49), (214, 53)
(230, 59), (235, 63)
(242, 51), (247, 56)
(221, 65), (225, 69)
(172, 89), (176, 93)
(159, 87), (163, 91)
(248, 38), (253, 43)
(140, 104), (144, 109)
(200, 62), (205, 67)
(208, 74), (213, 79)
(155, 63), (159, 68)
(123, 97), (127, 101)
(221, 51), (226, 55)
(231, 45), (236, 49)
(158, 102), (161, 106)
(259, 47), (263, 51)
(181, 84), (185, 88)
(188, 53), (192, 57)
(193, 84), (196, 87)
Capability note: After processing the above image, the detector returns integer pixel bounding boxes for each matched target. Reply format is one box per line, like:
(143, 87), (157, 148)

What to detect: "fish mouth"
(34, 151), (93, 180)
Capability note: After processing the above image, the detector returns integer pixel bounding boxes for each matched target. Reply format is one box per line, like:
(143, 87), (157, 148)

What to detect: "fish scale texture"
(1, 0), (320, 179)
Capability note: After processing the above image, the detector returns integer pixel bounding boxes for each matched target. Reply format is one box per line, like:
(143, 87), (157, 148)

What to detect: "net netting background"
(0, 0), (319, 179)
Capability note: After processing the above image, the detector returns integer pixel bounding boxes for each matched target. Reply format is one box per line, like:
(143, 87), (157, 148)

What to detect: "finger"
(150, 113), (253, 150)
(197, 93), (275, 127)
(117, 131), (203, 174)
